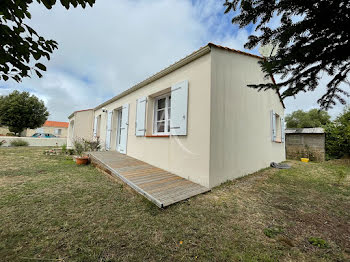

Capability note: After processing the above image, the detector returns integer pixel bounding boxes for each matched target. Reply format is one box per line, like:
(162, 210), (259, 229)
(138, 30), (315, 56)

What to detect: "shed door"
(105, 110), (113, 150)
(118, 104), (129, 154)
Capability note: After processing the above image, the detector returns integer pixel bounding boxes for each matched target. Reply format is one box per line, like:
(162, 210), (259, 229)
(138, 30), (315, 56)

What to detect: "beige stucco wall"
(0, 126), (10, 136)
(67, 110), (94, 148)
(209, 47), (286, 188)
(94, 53), (212, 187)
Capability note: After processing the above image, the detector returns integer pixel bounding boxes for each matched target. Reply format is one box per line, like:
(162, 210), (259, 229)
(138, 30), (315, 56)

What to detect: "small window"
(54, 128), (62, 135)
(154, 94), (171, 135)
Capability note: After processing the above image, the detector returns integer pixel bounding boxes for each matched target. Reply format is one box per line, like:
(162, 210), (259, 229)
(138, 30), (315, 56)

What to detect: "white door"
(105, 110), (113, 150)
(116, 104), (129, 154)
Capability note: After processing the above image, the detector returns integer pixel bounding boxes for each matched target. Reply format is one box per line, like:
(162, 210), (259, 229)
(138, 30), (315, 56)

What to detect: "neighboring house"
(67, 109), (94, 148)
(68, 43), (286, 188)
(0, 121), (69, 137)
(285, 128), (325, 161)
(0, 126), (10, 136)
(24, 121), (69, 137)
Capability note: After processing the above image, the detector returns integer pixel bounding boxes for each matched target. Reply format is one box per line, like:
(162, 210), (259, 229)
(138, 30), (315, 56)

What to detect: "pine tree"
(224, 0), (350, 109)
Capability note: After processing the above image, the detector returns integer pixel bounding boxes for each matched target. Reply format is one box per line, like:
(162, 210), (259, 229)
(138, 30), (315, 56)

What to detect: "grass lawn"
(0, 147), (349, 262)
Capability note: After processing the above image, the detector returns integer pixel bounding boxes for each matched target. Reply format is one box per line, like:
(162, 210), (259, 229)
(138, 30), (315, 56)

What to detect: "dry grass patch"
(0, 147), (349, 261)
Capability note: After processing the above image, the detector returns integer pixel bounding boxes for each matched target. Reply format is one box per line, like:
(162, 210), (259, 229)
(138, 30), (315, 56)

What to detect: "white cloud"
(0, 0), (348, 121)
(2, 0), (208, 121)
(284, 76), (350, 119)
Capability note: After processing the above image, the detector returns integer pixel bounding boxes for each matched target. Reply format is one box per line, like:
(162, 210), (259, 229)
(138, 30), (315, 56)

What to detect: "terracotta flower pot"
(76, 156), (89, 165)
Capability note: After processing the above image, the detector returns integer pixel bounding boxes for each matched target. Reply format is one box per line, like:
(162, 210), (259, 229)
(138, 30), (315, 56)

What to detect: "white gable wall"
(67, 109), (94, 148)
(209, 47), (285, 188)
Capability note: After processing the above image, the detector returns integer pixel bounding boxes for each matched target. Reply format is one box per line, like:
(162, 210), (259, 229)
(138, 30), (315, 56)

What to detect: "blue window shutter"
(271, 110), (276, 142)
(170, 80), (188, 136)
(135, 97), (147, 136)
(281, 117), (285, 143)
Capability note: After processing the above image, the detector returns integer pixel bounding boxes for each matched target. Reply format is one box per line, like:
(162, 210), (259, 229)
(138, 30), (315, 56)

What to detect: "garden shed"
(285, 128), (325, 161)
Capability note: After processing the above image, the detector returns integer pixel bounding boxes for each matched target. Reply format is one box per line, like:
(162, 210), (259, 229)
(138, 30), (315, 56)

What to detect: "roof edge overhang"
(68, 108), (93, 119)
(94, 45), (211, 111)
(92, 42), (285, 111)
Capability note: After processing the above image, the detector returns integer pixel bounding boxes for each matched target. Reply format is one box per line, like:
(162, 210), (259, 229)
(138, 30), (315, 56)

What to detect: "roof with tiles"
(43, 121), (69, 128)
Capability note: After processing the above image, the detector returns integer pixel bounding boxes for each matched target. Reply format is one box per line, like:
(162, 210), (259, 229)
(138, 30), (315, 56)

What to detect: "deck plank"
(89, 151), (210, 207)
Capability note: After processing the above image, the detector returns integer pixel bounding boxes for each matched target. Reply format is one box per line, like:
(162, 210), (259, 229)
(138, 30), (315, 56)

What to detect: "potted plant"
(73, 139), (89, 165)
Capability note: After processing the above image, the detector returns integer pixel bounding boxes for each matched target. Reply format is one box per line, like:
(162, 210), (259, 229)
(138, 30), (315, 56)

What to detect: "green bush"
(308, 237), (329, 248)
(10, 139), (29, 147)
(82, 137), (101, 152)
(73, 140), (84, 156)
(263, 226), (283, 238)
(61, 143), (67, 154)
(67, 149), (75, 155)
(325, 107), (350, 159)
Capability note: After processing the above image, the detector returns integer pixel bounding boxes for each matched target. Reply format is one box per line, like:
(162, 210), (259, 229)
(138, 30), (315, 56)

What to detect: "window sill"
(145, 135), (170, 138)
(274, 140), (282, 143)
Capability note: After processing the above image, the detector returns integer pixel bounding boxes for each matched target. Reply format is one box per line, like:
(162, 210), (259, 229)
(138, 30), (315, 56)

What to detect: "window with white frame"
(154, 94), (171, 135)
(54, 128), (62, 135)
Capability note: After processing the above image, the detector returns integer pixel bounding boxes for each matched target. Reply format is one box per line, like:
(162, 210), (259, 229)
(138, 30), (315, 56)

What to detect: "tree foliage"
(0, 0), (95, 82)
(224, 0), (350, 109)
(325, 107), (350, 159)
(285, 109), (331, 128)
(0, 90), (49, 135)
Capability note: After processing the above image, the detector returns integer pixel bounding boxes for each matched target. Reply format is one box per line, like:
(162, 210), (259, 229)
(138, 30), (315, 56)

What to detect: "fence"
(0, 136), (66, 147)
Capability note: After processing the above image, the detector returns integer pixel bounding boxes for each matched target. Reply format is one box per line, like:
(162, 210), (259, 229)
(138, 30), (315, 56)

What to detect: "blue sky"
(0, 0), (348, 121)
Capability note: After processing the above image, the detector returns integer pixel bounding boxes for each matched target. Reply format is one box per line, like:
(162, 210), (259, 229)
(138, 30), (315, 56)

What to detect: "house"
(285, 128), (325, 161)
(0, 121), (69, 137)
(25, 121), (69, 137)
(68, 43), (286, 188)
(67, 109), (94, 148)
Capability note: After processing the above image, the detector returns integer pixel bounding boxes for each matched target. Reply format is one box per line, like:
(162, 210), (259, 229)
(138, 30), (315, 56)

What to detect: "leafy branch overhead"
(224, 0), (350, 109)
(0, 0), (95, 82)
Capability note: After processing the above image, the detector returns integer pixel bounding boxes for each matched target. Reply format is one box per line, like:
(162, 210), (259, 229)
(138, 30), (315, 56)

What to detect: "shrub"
(0, 140), (6, 146)
(308, 237), (329, 248)
(325, 107), (350, 159)
(61, 143), (67, 154)
(73, 139), (84, 156)
(6, 132), (15, 136)
(263, 226), (284, 238)
(67, 149), (75, 155)
(10, 139), (29, 147)
(82, 137), (101, 152)
(73, 137), (101, 156)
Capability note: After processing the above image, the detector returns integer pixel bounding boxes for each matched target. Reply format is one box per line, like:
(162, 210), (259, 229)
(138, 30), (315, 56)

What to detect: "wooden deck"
(89, 151), (210, 208)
